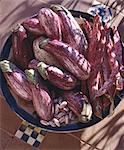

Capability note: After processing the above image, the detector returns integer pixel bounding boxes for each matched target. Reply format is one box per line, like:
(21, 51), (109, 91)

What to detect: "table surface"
(0, 0), (124, 150)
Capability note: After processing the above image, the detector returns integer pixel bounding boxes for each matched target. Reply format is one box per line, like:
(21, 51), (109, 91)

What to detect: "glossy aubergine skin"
(33, 37), (62, 68)
(37, 61), (78, 90)
(12, 24), (33, 70)
(28, 59), (78, 90)
(38, 8), (62, 40)
(0, 60), (32, 101)
(62, 92), (84, 116)
(25, 69), (54, 121)
(61, 91), (92, 122)
(41, 39), (91, 80)
(51, 5), (88, 54)
(22, 18), (42, 35)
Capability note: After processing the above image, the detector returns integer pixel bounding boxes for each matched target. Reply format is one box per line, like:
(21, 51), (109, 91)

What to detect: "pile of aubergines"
(0, 5), (123, 127)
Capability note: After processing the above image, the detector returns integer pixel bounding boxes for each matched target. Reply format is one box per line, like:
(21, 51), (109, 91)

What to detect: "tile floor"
(0, 0), (124, 150)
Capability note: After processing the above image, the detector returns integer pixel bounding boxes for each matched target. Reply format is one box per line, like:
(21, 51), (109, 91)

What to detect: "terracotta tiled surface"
(4, 137), (38, 150)
(38, 133), (98, 150)
(40, 133), (81, 150)
(0, 129), (13, 150)
(0, 96), (22, 134)
(0, 0), (124, 150)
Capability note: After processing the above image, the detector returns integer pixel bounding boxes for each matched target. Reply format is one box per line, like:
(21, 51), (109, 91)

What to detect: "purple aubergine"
(12, 24), (33, 70)
(37, 61), (78, 90)
(22, 18), (42, 35)
(33, 36), (62, 68)
(62, 91), (92, 122)
(28, 59), (78, 90)
(0, 60), (32, 101)
(25, 69), (54, 121)
(40, 39), (91, 80)
(51, 5), (88, 53)
(38, 8), (62, 40)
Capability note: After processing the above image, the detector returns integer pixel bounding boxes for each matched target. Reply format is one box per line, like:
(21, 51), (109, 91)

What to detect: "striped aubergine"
(28, 59), (57, 100)
(40, 39), (91, 80)
(25, 69), (54, 121)
(0, 60), (32, 101)
(51, 5), (88, 54)
(62, 91), (92, 122)
(22, 18), (42, 35)
(37, 61), (78, 90)
(28, 59), (78, 90)
(38, 8), (62, 40)
(33, 36), (62, 68)
(12, 24), (33, 70)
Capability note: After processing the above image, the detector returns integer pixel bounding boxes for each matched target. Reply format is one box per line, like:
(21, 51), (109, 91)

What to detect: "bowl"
(0, 10), (123, 133)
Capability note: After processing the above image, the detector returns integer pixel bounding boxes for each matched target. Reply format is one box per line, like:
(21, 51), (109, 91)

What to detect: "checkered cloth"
(15, 121), (47, 147)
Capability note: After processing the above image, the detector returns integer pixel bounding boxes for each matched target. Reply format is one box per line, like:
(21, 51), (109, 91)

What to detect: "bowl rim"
(0, 10), (123, 133)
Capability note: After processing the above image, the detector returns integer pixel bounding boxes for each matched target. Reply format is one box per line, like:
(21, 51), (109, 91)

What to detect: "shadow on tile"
(114, 134), (124, 150)
(108, 0), (124, 14)
(0, 129), (13, 150)
(97, 0), (124, 13)
(4, 137), (38, 150)
(118, 17), (124, 42)
(0, 97), (22, 134)
(72, 104), (124, 150)
(39, 132), (82, 150)
(0, 0), (64, 27)
(63, 0), (93, 10)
